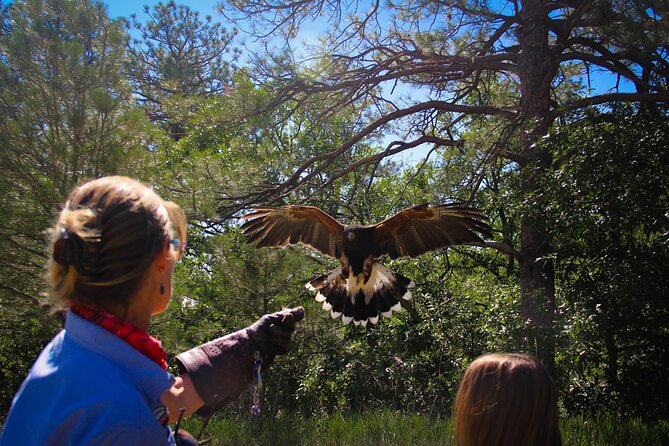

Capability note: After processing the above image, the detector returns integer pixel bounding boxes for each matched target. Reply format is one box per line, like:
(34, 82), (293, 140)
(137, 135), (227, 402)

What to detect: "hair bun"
(52, 237), (67, 265)
(53, 208), (100, 271)
(52, 230), (88, 270)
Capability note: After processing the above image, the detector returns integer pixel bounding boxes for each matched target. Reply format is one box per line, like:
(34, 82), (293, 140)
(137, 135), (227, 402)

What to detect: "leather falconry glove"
(175, 307), (305, 417)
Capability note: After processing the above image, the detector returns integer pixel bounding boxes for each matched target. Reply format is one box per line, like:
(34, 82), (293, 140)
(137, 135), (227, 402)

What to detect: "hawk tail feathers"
(305, 264), (415, 326)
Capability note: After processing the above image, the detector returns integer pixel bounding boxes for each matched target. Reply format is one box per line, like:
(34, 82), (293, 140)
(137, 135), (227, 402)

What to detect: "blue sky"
(107, 0), (221, 20)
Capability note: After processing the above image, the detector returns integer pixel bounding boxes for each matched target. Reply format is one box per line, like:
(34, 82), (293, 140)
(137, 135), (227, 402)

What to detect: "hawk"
(240, 204), (491, 326)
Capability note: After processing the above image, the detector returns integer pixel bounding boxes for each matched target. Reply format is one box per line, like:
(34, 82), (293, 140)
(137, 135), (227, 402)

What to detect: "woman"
(454, 353), (562, 446)
(0, 176), (303, 445)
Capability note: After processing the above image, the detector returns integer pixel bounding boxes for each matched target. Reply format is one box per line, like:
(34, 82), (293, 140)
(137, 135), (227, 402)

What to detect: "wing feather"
(241, 206), (345, 258)
(372, 204), (492, 259)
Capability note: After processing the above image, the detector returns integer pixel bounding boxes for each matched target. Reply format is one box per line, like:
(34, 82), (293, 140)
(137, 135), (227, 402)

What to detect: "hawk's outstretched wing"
(371, 204), (492, 259)
(240, 206), (346, 259)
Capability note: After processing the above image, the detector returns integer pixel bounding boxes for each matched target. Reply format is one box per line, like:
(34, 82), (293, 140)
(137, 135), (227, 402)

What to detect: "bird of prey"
(240, 204), (491, 326)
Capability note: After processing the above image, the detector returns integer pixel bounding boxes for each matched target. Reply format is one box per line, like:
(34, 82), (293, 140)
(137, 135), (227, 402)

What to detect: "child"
(454, 353), (562, 446)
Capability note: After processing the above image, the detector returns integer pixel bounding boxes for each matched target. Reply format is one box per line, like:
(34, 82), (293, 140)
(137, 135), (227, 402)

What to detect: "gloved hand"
(247, 306), (304, 366)
(175, 307), (304, 417)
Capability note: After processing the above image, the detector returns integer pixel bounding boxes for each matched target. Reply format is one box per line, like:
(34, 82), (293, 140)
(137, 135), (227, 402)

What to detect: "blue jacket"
(0, 310), (177, 445)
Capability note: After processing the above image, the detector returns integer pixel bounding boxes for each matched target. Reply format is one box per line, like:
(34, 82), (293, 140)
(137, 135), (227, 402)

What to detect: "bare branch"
(0, 283), (41, 304)
(560, 92), (669, 114)
(497, 149), (529, 166)
(310, 135), (463, 194)
(483, 240), (521, 259)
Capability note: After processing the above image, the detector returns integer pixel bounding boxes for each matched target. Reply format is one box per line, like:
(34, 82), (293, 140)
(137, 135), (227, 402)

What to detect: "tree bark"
(604, 326), (619, 393)
(516, 0), (557, 373)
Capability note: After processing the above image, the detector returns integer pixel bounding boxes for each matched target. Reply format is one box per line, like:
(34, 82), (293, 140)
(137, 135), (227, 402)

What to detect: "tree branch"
(560, 92), (669, 114)
(483, 240), (521, 259)
(217, 100), (516, 217)
(0, 283), (41, 304)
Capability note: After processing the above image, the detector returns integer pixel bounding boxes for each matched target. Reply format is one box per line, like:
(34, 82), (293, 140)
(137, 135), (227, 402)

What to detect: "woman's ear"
(154, 243), (171, 272)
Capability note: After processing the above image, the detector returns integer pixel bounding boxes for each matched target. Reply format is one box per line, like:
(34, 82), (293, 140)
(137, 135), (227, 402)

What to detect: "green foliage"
(126, 1), (238, 98)
(0, 0), (153, 414)
(543, 109), (669, 417)
(125, 1), (239, 139)
(149, 69), (393, 221)
(0, 305), (60, 416)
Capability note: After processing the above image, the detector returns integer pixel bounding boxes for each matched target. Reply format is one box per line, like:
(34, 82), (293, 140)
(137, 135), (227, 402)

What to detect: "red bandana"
(70, 303), (168, 370)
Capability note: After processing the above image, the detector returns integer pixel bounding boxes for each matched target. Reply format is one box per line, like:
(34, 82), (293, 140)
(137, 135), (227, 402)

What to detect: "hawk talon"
(356, 273), (367, 286)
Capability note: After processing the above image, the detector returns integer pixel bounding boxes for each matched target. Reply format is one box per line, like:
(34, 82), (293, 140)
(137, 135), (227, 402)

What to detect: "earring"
(160, 284), (165, 295)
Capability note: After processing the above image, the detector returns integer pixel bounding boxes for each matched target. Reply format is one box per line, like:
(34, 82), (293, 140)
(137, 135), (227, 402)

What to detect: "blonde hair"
(454, 353), (562, 446)
(47, 176), (187, 310)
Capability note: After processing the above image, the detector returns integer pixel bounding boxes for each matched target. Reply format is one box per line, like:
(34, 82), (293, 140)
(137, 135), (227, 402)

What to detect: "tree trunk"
(517, 0), (557, 373)
(604, 326), (619, 393)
